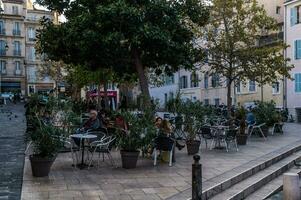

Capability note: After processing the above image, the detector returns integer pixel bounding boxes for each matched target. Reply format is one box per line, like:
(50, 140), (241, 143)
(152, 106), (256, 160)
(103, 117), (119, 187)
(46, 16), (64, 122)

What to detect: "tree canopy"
(36, 0), (209, 106)
(202, 0), (293, 110)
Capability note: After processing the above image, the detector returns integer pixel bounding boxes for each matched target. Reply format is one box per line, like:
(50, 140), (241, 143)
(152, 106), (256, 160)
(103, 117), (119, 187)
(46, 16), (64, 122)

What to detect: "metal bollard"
(192, 154), (202, 200)
(283, 173), (300, 200)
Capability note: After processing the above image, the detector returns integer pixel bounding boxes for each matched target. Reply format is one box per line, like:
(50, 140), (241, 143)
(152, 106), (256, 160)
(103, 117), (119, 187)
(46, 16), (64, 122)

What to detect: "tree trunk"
(261, 85), (264, 102)
(227, 82), (232, 117)
(98, 84), (102, 110)
(103, 82), (109, 110)
(133, 50), (151, 108)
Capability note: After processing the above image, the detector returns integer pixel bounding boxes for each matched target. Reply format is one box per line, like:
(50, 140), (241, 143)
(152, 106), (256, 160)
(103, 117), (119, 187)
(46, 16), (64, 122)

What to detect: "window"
(15, 61), (20, 70)
(236, 81), (241, 93)
(214, 98), (220, 106)
(28, 27), (35, 41)
(164, 75), (174, 85)
(180, 75), (188, 89)
(249, 80), (256, 92)
(12, 6), (18, 15)
(204, 73), (209, 89)
(291, 5), (301, 26)
(14, 41), (21, 56)
(276, 6), (281, 14)
(13, 22), (20, 35)
(211, 73), (220, 88)
(28, 85), (35, 94)
(28, 47), (35, 60)
(0, 60), (6, 73)
(0, 21), (5, 35)
(272, 81), (280, 94)
(190, 73), (199, 88)
(0, 40), (6, 55)
(295, 73), (301, 93)
(164, 93), (168, 106)
(204, 99), (209, 106)
(295, 40), (301, 59)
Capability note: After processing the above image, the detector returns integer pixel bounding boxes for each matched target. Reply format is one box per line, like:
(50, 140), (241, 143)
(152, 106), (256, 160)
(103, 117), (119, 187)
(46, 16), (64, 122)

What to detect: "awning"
(87, 91), (117, 97)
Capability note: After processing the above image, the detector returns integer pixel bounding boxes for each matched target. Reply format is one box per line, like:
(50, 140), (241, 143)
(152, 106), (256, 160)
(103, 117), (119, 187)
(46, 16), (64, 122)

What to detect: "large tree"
(36, 0), (209, 107)
(202, 0), (293, 112)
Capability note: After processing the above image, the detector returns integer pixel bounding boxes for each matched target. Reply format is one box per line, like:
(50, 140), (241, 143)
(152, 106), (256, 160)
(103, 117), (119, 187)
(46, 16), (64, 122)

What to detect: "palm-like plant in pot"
(185, 119), (201, 155)
(27, 116), (63, 177)
(235, 107), (248, 145)
(116, 112), (156, 169)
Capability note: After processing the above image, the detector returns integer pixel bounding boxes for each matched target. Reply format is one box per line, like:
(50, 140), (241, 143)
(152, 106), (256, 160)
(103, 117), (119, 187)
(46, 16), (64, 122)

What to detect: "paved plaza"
(20, 113), (301, 198)
(0, 103), (26, 200)
(2, 103), (301, 200)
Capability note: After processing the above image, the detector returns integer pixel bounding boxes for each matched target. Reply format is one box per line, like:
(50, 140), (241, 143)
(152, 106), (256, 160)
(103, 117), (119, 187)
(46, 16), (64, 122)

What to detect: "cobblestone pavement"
(20, 114), (301, 199)
(0, 103), (26, 200)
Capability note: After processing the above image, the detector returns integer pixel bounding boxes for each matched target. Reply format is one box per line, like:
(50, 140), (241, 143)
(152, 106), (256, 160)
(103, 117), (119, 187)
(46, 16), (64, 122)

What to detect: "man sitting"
(74, 110), (100, 146)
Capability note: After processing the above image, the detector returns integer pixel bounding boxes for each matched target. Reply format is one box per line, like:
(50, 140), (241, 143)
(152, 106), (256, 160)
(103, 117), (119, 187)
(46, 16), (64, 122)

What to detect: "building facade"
(284, 0), (301, 116)
(148, 0), (287, 109)
(0, 0), (55, 96)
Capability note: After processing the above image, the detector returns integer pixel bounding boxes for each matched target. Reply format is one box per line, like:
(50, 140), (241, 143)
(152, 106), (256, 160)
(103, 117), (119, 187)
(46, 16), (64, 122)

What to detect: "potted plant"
(116, 112), (156, 169)
(27, 116), (63, 177)
(235, 107), (248, 145)
(185, 121), (201, 155)
(253, 101), (278, 137)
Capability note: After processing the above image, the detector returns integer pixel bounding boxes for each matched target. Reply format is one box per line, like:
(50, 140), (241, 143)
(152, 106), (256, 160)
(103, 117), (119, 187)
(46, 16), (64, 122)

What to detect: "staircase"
(202, 142), (301, 200)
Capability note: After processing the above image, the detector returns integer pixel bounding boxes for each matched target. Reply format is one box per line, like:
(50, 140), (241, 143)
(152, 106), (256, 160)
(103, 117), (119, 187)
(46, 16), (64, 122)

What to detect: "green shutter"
(295, 74), (301, 92)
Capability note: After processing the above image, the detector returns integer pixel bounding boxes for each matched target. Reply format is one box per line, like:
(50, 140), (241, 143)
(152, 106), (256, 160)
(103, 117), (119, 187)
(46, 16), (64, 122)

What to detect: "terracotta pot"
(120, 150), (139, 169)
(186, 140), (201, 155)
(29, 155), (56, 177)
(237, 135), (248, 145)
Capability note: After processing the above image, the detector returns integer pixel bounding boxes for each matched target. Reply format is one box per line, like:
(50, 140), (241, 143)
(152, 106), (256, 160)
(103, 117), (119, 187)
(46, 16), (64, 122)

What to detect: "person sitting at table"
(159, 120), (185, 150)
(246, 109), (255, 125)
(155, 117), (163, 128)
(115, 114), (129, 131)
(98, 110), (108, 128)
(73, 110), (100, 146)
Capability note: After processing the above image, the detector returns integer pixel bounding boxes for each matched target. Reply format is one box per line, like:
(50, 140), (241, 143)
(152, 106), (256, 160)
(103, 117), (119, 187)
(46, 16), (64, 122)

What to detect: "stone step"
(245, 167), (301, 200)
(209, 151), (301, 200)
(202, 142), (301, 199)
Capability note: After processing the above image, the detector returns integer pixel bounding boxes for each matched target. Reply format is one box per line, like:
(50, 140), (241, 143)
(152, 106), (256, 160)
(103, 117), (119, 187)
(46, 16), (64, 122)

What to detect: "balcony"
(15, 69), (22, 75)
(13, 50), (21, 56)
(0, 29), (6, 35)
(0, 50), (6, 56)
(13, 29), (21, 36)
(259, 31), (284, 46)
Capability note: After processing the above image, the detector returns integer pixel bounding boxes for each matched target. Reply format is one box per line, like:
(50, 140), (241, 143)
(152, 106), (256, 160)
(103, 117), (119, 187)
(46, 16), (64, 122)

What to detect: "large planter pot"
(120, 150), (139, 169)
(29, 155), (56, 177)
(186, 140), (201, 155)
(237, 135), (248, 145)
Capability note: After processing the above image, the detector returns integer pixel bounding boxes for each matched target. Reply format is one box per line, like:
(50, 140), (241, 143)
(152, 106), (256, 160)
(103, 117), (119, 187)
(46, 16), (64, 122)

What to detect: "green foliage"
(253, 101), (281, 126)
(36, 0), (209, 104)
(116, 109), (157, 152)
(203, 0), (293, 108)
(27, 116), (64, 158)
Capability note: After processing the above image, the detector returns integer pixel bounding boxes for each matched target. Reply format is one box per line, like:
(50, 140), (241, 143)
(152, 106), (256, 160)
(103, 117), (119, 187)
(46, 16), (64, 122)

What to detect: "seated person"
(159, 120), (185, 150)
(115, 114), (129, 131)
(155, 117), (163, 129)
(73, 110), (100, 146)
(246, 110), (255, 125)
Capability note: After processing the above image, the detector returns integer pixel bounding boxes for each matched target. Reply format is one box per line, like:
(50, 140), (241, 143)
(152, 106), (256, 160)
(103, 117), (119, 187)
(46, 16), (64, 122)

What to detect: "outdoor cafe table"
(211, 125), (229, 149)
(70, 134), (97, 169)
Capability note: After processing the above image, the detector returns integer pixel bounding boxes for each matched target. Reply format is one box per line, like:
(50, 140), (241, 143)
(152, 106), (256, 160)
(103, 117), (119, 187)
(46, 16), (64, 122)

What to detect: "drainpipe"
(283, 5), (288, 109)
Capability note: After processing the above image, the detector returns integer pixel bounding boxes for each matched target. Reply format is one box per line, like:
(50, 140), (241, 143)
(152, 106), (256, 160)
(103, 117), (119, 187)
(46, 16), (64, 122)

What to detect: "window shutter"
(297, 40), (301, 59)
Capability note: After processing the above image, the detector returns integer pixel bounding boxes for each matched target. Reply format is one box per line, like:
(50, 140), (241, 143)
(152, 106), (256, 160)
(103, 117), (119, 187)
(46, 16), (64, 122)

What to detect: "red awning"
(88, 91), (117, 97)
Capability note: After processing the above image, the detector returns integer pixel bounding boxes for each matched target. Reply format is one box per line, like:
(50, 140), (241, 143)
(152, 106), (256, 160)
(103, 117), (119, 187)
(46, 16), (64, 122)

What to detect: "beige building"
(236, 0), (285, 108)
(284, 0), (301, 117)
(25, 0), (55, 95)
(0, 0), (55, 96)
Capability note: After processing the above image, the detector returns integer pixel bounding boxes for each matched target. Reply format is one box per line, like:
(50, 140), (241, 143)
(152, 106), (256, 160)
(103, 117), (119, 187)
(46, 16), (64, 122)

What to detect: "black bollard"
(192, 154), (202, 200)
